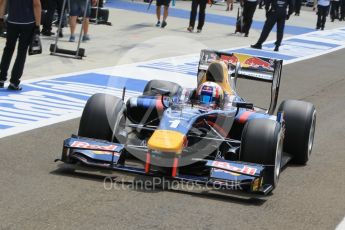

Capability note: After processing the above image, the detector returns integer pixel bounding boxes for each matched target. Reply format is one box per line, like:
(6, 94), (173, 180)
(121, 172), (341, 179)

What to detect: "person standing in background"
(294, 0), (302, 15)
(340, 0), (345, 20)
(41, 0), (64, 37)
(156, 0), (171, 28)
(69, 0), (97, 42)
(226, 0), (234, 11)
(0, 0), (41, 90)
(330, 0), (340, 21)
(187, 0), (208, 32)
(314, 0), (330, 29)
(241, 0), (258, 37)
(251, 0), (293, 51)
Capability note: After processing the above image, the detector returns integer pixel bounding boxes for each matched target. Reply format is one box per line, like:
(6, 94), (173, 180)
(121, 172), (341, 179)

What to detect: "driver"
(197, 82), (224, 109)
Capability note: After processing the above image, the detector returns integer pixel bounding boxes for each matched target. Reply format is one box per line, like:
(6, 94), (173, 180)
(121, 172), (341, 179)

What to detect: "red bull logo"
(220, 54), (239, 66)
(244, 57), (274, 71)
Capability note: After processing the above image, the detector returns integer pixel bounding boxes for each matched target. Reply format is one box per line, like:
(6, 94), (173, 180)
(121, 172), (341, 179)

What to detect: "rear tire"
(143, 80), (182, 97)
(78, 93), (125, 142)
(278, 100), (316, 165)
(240, 119), (283, 188)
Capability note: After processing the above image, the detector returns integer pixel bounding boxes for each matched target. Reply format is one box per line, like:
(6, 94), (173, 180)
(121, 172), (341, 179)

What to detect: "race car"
(58, 49), (316, 196)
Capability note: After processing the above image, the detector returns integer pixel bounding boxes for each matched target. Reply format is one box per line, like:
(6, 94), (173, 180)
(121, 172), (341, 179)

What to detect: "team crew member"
(314, 0), (330, 30)
(69, 0), (97, 42)
(294, 0), (302, 15)
(251, 0), (293, 52)
(241, 0), (258, 37)
(187, 0), (208, 33)
(0, 0), (41, 90)
(156, 0), (171, 28)
(41, 0), (64, 37)
(340, 0), (345, 20)
(330, 0), (340, 21)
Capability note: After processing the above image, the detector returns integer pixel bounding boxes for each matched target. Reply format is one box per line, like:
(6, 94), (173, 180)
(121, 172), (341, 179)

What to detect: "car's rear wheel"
(78, 93), (125, 143)
(240, 119), (283, 189)
(143, 80), (182, 97)
(278, 100), (316, 165)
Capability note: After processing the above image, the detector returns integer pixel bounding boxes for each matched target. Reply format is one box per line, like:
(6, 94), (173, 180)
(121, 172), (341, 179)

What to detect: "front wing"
(58, 136), (273, 196)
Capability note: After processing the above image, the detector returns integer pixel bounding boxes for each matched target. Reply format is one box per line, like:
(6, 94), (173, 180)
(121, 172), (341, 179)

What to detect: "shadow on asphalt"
(121, 23), (155, 31)
(51, 164), (267, 206)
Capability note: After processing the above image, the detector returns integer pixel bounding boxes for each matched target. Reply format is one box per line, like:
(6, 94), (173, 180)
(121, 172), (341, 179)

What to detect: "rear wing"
(198, 49), (283, 114)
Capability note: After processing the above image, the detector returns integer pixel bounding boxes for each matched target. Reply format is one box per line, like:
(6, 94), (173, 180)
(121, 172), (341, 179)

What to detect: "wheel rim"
(274, 131), (283, 185)
(307, 111), (316, 158)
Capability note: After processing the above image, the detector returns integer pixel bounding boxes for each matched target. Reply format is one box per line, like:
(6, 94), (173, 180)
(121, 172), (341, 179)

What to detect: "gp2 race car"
(57, 49), (316, 196)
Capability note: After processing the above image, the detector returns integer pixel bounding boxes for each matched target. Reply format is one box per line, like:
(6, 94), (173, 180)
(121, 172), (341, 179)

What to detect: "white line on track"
(336, 217), (345, 230)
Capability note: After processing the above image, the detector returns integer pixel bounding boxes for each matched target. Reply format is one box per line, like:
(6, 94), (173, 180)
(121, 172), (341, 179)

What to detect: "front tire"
(240, 119), (283, 189)
(278, 100), (316, 165)
(78, 93), (125, 142)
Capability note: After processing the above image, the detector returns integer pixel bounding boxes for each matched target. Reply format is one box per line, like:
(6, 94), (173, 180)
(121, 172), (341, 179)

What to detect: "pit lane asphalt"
(0, 49), (345, 230)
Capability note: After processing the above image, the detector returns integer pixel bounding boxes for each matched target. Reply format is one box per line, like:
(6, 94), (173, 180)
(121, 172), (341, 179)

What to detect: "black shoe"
(251, 44), (262, 49)
(321, 27), (324, 30)
(58, 30), (63, 38)
(8, 83), (22, 91)
(244, 33), (249, 37)
(0, 81), (4, 88)
(274, 46), (279, 52)
(41, 30), (55, 36)
(316, 27), (320, 30)
(161, 21), (167, 28)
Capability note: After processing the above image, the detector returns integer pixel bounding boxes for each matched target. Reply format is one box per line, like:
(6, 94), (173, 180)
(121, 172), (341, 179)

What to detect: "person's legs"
(189, 0), (198, 29)
(161, 0), (170, 28)
(253, 13), (277, 46)
(81, 0), (92, 40)
(69, 0), (79, 41)
(10, 24), (34, 87)
(242, 1), (257, 36)
(321, 6), (329, 29)
(294, 0), (301, 15)
(340, 0), (345, 19)
(83, 18), (90, 35)
(42, 0), (57, 35)
(0, 23), (20, 83)
(163, 5), (169, 22)
(156, 6), (161, 22)
(330, 1), (336, 21)
(226, 0), (233, 11)
(197, 0), (207, 30)
(69, 16), (77, 35)
(316, 6), (322, 29)
(275, 15), (286, 48)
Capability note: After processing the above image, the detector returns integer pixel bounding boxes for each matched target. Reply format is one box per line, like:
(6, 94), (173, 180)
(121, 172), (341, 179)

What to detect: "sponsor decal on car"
(71, 141), (118, 151)
(212, 161), (257, 176)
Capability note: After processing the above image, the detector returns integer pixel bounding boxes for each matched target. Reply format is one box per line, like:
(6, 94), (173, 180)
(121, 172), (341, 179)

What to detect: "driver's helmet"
(197, 82), (224, 108)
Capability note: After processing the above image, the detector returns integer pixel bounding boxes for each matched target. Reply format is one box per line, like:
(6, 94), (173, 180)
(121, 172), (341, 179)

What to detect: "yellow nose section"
(148, 130), (185, 154)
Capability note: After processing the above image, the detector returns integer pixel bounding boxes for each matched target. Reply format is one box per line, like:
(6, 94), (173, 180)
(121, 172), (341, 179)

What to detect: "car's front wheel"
(240, 119), (283, 189)
(78, 93), (126, 143)
(278, 100), (316, 165)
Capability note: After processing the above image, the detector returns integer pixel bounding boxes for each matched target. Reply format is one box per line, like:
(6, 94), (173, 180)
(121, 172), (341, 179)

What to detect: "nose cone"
(148, 130), (185, 154)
